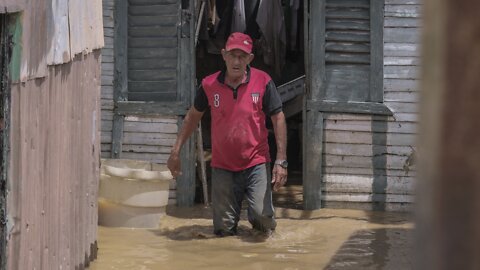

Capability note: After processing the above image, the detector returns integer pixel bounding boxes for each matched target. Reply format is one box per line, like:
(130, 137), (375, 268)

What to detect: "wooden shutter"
(324, 0), (370, 102)
(309, 0), (384, 104)
(127, 0), (179, 101)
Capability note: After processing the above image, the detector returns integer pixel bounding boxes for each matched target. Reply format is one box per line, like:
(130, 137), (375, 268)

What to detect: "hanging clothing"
(288, 0), (300, 51)
(203, 0), (287, 76)
(256, 0), (286, 77)
(198, 0), (213, 42)
(204, 0), (234, 54)
(245, 0), (261, 39)
(214, 0), (234, 42)
(230, 0), (261, 40)
(231, 0), (246, 33)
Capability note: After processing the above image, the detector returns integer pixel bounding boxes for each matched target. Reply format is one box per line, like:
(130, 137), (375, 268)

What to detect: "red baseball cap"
(225, 32), (253, 54)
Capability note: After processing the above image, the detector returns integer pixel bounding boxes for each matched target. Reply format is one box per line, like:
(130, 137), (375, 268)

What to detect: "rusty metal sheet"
(0, 0), (25, 13)
(46, 0), (71, 64)
(7, 50), (101, 270)
(18, 0), (49, 81)
(15, 0), (103, 79)
(69, 0), (104, 57)
(68, 0), (86, 55)
(91, 0), (105, 50)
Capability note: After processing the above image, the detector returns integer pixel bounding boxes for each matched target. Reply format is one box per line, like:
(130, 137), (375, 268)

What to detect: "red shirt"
(194, 67), (282, 171)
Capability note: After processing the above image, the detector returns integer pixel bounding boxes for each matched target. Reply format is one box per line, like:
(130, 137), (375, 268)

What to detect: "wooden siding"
(7, 51), (101, 270)
(321, 0), (421, 211)
(120, 115), (177, 163)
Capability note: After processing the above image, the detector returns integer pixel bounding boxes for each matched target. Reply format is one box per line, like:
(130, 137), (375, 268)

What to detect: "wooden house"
(0, 0), (104, 269)
(100, 0), (420, 211)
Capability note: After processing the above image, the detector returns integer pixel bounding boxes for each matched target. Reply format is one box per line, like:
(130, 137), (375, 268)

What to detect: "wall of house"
(100, 0), (421, 210)
(9, 51), (101, 270)
(100, 0), (179, 205)
(5, 0), (103, 269)
(321, 0), (420, 211)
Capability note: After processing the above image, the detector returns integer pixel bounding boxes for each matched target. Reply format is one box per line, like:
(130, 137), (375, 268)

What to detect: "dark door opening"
(194, 1), (305, 209)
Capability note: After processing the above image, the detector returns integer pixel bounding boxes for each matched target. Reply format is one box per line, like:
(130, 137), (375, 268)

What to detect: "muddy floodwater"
(88, 205), (414, 270)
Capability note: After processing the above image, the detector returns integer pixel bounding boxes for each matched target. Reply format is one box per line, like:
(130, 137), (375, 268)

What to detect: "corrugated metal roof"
(68, 0), (104, 57)
(0, 0), (25, 13)
(19, 0), (49, 81)
(15, 0), (104, 81)
(47, 0), (70, 64)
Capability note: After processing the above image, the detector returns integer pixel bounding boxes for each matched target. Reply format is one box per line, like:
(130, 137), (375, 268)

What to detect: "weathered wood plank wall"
(322, 0), (421, 211)
(121, 115), (178, 205)
(100, 0), (179, 204)
(8, 51), (101, 270)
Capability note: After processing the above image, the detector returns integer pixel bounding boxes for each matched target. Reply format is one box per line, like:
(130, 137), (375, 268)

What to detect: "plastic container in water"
(98, 159), (174, 228)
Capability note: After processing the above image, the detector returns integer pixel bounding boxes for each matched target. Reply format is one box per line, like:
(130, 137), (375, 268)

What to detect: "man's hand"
(166, 107), (204, 178)
(271, 164), (288, 191)
(167, 152), (182, 178)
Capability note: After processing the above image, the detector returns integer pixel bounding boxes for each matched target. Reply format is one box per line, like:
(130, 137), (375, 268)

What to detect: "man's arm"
(167, 107), (204, 177)
(270, 111), (288, 191)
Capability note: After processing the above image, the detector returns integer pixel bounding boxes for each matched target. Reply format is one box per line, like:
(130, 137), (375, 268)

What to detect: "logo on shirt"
(251, 93), (260, 104)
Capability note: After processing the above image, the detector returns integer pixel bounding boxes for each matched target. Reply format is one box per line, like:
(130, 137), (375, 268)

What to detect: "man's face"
(222, 49), (254, 79)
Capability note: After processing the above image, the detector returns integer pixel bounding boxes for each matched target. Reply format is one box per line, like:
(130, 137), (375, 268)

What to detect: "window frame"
(113, 0), (193, 117)
(307, 0), (392, 116)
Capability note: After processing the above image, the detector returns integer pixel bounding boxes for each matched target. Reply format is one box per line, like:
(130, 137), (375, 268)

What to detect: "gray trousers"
(211, 163), (276, 236)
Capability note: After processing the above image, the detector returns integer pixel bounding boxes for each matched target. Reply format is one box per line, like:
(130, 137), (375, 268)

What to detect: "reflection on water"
(88, 206), (413, 270)
(324, 228), (413, 269)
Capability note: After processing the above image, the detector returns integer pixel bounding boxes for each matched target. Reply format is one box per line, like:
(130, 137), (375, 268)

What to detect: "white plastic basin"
(98, 158), (174, 228)
(98, 198), (166, 228)
(99, 174), (170, 207)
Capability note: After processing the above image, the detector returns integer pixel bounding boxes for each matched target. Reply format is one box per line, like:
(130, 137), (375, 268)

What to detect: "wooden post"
(309, 0), (325, 100)
(194, 0), (208, 207)
(370, 0), (384, 103)
(303, 109), (323, 210)
(176, 0), (196, 207)
(111, 114), (124, 158)
(302, 0), (325, 210)
(111, 0), (128, 158)
(196, 123), (209, 206)
(416, 0), (480, 269)
(177, 122), (196, 206)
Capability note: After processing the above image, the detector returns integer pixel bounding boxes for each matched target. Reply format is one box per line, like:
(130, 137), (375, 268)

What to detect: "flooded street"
(88, 205), (414, 270)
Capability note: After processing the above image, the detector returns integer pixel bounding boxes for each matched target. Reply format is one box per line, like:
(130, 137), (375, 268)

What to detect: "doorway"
(194, 0), (306, 208)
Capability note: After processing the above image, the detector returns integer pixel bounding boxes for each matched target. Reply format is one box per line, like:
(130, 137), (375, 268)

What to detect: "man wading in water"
(167, 32), (288, 237)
